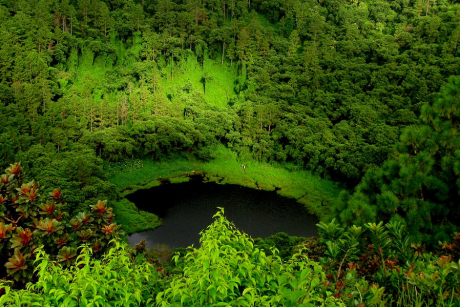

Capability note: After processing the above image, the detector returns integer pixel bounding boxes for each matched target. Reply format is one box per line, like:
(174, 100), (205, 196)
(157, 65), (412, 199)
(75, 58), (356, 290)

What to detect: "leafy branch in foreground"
(157, 208), (346, 306)
(0, 241), (162, 306)
(316, 219), (460, 306)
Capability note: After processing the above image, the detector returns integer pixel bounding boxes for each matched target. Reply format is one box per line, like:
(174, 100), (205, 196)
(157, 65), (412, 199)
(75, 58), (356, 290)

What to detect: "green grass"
(106, 158), (196, 190)
(112, 198), (161, 235)
(107, 145), (343, 234)
(199, 146), (341, 218)
(163, 55), (239, 107)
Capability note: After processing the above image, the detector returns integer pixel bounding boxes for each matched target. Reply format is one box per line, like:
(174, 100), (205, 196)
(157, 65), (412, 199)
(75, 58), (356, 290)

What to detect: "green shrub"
(317, 219), (460, 306)
(157, 208), (345, 306)
(0, 241), (161, 306)
(0, 163), (122, 284)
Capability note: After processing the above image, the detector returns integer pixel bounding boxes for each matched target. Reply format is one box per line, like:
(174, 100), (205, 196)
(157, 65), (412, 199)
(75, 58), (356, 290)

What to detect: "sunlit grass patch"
(170, 177), (191, 184)
(163, 55), (239, 107)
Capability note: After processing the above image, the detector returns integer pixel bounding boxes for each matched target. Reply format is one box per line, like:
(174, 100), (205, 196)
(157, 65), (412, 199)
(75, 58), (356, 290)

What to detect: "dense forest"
(1, 0), (460, 305)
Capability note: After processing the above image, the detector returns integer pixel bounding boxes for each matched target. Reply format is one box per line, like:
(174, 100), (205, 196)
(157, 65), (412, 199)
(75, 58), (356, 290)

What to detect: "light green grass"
(163, 55), (239, 107)
(107, 158), (196, 190)
(170, 177), (191, 184)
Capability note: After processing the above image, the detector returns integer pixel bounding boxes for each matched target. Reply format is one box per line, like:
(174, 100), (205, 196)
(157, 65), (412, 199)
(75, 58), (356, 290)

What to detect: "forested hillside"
(1, 0), (460, 235)
(1, 0), (460, 305)
(1, 0), (459, 180)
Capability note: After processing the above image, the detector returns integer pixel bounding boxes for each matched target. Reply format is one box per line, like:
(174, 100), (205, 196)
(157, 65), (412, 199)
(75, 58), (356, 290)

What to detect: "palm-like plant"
(5, 249), (32, 280)
(10, 228), (34, 249)
(56, 247), (77, 266)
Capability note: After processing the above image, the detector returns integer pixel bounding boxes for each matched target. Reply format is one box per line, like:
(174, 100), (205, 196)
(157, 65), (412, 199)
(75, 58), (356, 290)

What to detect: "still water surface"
(127, 179), (319, 248)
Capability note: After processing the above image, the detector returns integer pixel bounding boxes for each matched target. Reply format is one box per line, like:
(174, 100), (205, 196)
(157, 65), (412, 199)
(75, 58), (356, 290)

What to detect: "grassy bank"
(111, 199), (161, 235)
(106, 146), (343, 234)
(200, 147), (341, 218)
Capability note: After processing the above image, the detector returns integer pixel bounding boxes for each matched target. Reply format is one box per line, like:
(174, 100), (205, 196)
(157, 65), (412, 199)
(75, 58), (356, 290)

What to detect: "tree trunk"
(223, 1), (226, 19)
(116, 100), (119, 126)
(222, 42), (225, 64)
(90, 105), (93, 131)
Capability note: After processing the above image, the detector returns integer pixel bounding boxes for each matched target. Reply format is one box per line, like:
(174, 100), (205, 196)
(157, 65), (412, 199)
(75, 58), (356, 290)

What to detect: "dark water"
(127, 179), (319, 248)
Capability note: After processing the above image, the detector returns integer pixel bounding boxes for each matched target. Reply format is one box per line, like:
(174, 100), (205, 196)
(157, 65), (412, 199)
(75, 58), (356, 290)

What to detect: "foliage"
(0, 0), (459, 241)
(254, 232), (305, 260)
(1, 209), (459, 306)
(111, 198), (160, 234)
(157, 208), (344, 306)
(1, 0), (460, 304)
(133, 239), (174, 265)
(0, 163), (122, 284)
(316, 219), (460, 306)
(337, 76), (460, 242)
(440, 233), (460, 262)
(294, 237), (327, 264)
(14, 143), (117, 214)
(0, 241), (161, 306)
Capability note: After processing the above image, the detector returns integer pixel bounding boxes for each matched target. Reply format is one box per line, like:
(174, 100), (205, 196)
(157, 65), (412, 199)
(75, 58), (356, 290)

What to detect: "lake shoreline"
(126, 179), (320, 249)
(107, 147), (343, 235)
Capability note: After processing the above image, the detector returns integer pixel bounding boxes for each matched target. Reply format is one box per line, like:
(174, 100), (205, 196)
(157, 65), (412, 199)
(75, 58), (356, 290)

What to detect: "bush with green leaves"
(254, 232), (306, 260)
(0, 241), (162, 306)
(3, 207), (458, 306)
(0, 163), (122, 284)
(440, 232), (460, 262)
(157, 208), (345, 306)
(316, 219), (460, 306)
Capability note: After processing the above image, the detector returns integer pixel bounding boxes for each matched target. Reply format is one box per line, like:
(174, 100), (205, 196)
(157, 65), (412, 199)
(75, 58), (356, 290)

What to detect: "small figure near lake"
(241, 164), (246, 173)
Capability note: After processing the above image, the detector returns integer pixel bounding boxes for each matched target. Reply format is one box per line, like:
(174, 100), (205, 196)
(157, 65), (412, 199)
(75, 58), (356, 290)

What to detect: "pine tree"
(338, 76), (460, 242)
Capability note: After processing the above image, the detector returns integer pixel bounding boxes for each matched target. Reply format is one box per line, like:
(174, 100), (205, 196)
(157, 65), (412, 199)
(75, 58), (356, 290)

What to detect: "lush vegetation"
(1, 0), (460, 304)
(0, 0), (459, 235)
(0, 163), (122, 285)
(2, 209), (460, 306)
(337, 76), (460, 242)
